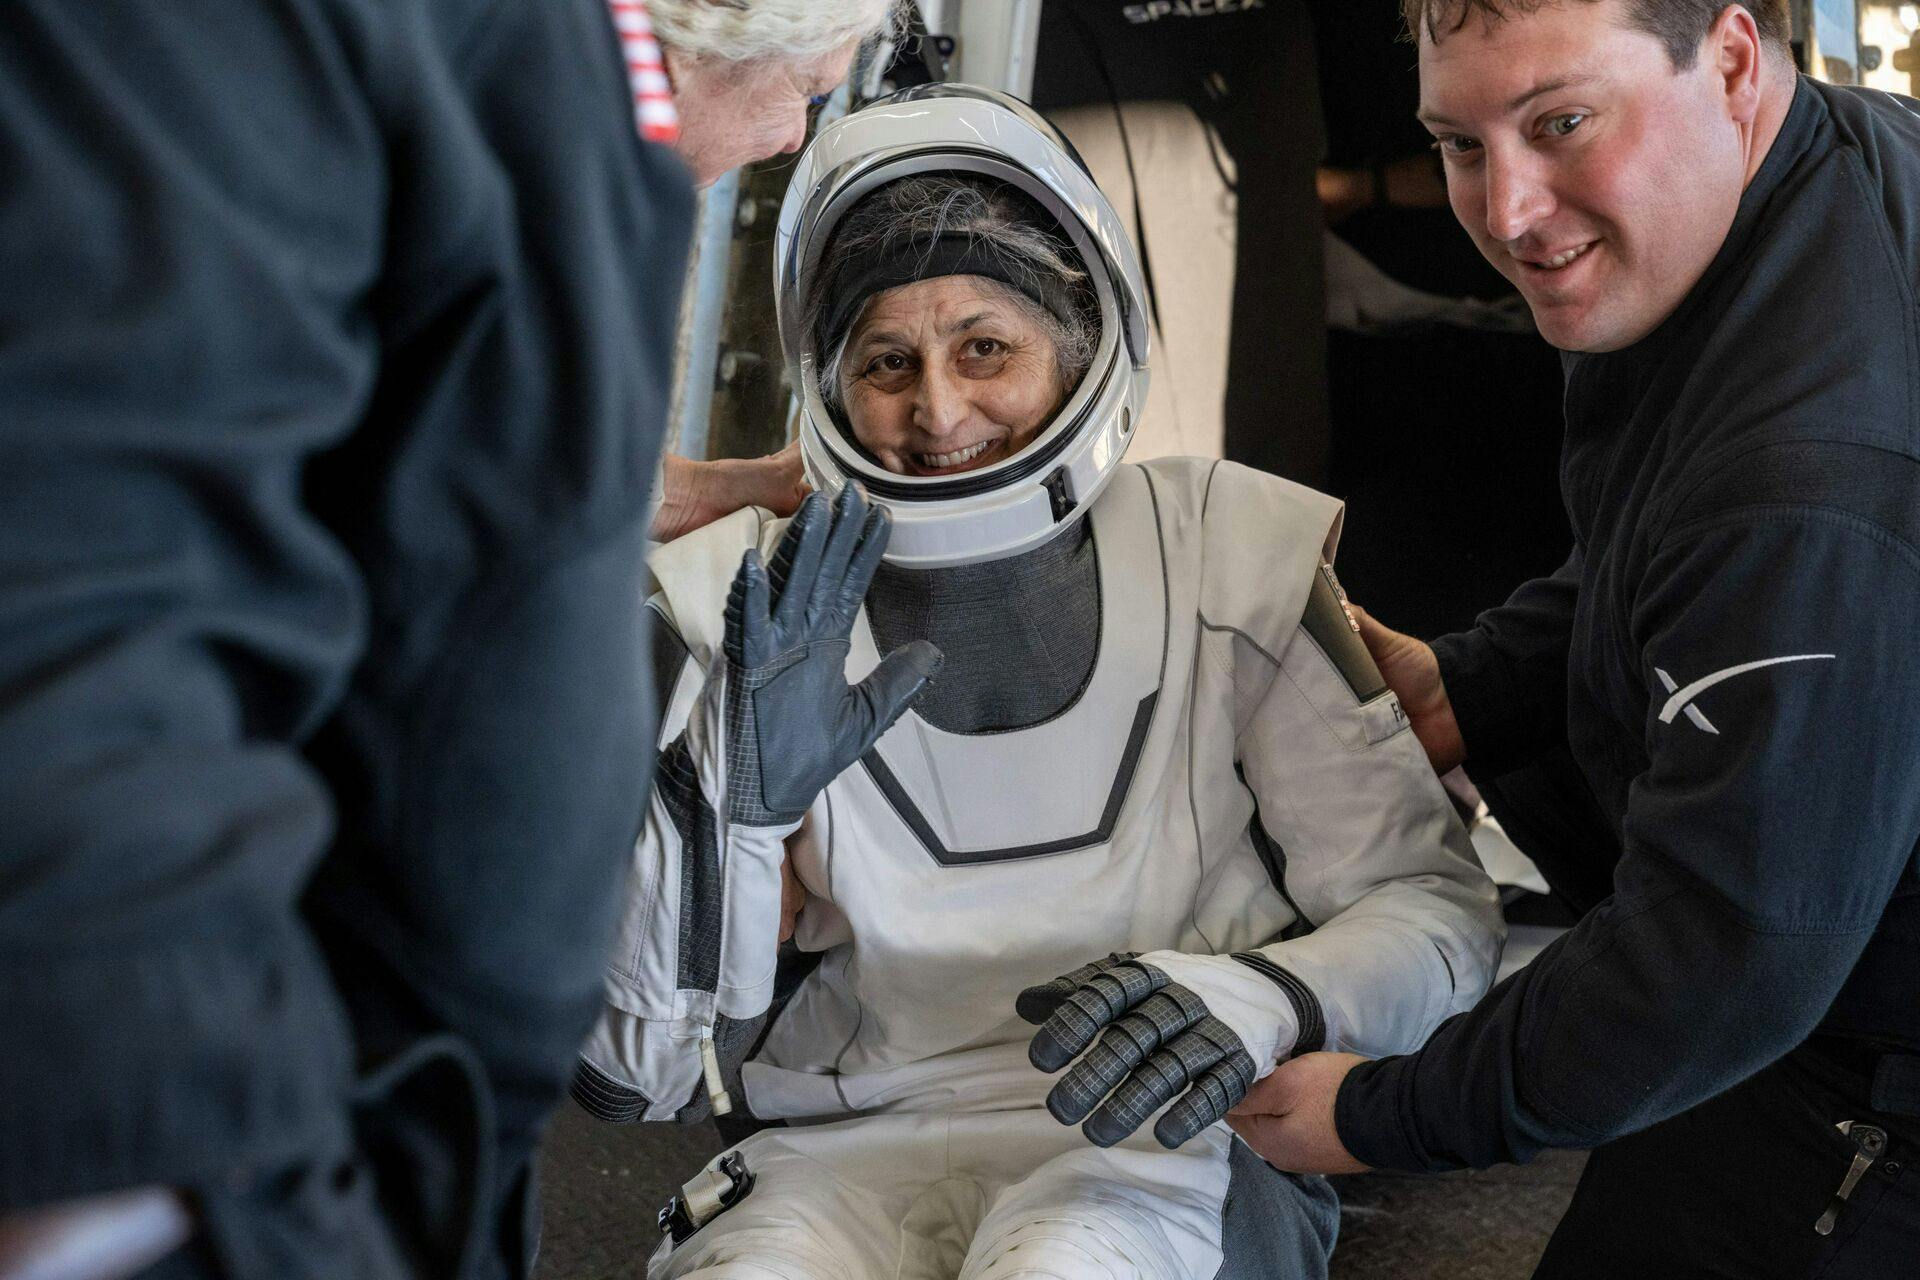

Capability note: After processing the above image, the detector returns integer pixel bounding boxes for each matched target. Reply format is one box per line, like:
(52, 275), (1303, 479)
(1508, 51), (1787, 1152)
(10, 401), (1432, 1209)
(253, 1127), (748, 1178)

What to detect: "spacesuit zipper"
(699, 1026), (734, 1116)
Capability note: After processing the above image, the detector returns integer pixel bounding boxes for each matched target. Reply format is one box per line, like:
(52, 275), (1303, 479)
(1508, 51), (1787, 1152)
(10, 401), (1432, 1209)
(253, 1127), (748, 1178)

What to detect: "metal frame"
(669, 171), (743, 461)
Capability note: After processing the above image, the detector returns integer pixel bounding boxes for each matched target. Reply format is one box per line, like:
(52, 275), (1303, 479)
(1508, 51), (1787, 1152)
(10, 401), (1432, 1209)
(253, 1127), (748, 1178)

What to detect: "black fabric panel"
(1471, 743), (1621, 918)
(646, 600), (693, 716)
(1236, 762), (1313, 941)
(1231, 953), (1327, 1056)
(1662, 440), (1920, 547)
(706, 946), (826, 1143)
(569, 1059), (648, 1125)
(709, 954), (826, 1148)
(657, 740), (721, 995)
(866, 520), (1100, 735)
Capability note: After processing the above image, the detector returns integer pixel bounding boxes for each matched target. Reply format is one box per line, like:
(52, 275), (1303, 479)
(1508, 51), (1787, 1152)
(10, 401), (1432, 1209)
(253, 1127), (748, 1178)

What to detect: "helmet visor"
(806, 171), (1103, 487)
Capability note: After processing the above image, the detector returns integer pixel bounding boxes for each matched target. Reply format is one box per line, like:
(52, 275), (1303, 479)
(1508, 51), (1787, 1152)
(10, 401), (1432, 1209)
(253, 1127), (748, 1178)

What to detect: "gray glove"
(721, 484), (942, 825)
(1019, 953), (1265, 1150)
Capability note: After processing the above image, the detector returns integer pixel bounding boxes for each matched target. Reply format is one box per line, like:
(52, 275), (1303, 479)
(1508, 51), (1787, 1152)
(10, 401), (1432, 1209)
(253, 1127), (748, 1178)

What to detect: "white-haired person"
(577, 87), (1502, 1279)
(648, 0), (902, 543)
(0, 2), (894, 1278)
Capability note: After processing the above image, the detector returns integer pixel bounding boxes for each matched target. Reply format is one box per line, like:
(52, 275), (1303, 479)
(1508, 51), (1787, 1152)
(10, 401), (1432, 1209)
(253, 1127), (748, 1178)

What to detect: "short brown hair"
(1400, 1), (1791, 69)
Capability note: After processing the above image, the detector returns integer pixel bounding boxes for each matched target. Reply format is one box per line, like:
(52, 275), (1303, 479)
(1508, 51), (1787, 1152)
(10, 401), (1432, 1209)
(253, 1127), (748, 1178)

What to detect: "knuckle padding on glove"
(1045, 985), (1209, 1128)
(1023, 955), (1269, 1150)
(1047, 1004), (1176, 1123)
(763, 529), (831, 650)
(722, 554), (766, 668)
(762, 509), (814, 610)
(835, 509), (891, 623)
(1031, 963), (1168, 1070)
(1087, 1036), (1230, 1147)
(1139, 1016), (1237, 1096)
(808, 488), (866, 624)
(1077, 1000), (1230, 1147)
(766, 535), (799, 598)
(1016, 953), (1138, 1024)
(1152, 1050), (1258, 1150)
(1085, 1081), (1168, 1147)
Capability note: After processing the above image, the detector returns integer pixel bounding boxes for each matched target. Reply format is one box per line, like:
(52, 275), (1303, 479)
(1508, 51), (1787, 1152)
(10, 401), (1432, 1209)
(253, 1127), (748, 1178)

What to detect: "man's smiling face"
(1418, 1), (1752, 352)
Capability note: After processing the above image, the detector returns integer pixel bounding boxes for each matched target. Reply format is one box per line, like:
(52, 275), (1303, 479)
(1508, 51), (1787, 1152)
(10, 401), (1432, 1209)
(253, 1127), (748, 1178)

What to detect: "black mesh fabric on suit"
(866, 521), (1100, 735)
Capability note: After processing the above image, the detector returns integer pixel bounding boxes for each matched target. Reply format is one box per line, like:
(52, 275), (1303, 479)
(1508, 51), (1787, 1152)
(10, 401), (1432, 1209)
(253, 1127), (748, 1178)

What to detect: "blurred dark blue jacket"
(0, 1), (692, 1272)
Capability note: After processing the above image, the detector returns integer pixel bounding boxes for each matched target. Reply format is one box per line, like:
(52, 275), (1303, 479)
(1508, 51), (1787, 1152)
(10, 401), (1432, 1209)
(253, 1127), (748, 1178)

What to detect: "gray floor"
(534, 1101), (1586, 1280)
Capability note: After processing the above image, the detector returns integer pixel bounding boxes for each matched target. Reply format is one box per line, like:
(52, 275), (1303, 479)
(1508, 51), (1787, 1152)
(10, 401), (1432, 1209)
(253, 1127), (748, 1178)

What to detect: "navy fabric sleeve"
(297, 0), (692, 1260)
(1431, 547), (1581, 777)
(1337, 512), (1920, 1171)
(0, 0), (391, 1204)
(1, 0), (692, 1250)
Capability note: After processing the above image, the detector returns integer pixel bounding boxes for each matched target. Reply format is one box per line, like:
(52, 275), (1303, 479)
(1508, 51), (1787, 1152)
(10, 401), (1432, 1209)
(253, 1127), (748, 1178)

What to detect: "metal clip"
(1814, 1121), (1886, 1235)
(659, 1151), (756, 1245)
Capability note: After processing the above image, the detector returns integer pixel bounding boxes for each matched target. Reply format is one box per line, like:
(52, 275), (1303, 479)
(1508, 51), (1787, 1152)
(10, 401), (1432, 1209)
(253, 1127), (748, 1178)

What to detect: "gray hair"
(810, 175), (1102, 411)
(648, 0), (903, 64)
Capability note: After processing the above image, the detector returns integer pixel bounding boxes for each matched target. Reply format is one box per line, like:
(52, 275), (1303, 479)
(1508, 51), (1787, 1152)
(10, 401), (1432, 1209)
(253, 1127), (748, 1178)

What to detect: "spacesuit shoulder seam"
(1190, 466), (1341, 650)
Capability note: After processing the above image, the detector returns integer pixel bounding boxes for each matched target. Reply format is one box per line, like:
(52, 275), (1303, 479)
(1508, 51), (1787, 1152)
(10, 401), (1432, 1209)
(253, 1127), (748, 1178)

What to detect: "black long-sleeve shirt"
(1337, 76), (1920, 1172)
(0, 0), (692, 1258)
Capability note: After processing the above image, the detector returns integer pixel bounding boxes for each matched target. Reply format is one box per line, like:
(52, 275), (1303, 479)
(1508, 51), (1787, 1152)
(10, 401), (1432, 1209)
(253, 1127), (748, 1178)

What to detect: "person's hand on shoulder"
(748, 440), (811, 518)
(1226, 1051), (1372, 1175)
(654, 441), (811, 543)
(1348, 604), (1466, 775)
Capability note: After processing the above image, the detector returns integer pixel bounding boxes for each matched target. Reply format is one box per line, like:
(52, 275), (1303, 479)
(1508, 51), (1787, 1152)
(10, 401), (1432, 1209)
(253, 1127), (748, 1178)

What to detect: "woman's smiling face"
(838, 275), (1067, 477)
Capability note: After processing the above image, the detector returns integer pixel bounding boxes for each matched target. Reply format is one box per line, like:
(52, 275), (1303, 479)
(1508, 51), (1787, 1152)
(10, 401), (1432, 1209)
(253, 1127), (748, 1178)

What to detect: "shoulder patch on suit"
(1301, 564), (1387, 702)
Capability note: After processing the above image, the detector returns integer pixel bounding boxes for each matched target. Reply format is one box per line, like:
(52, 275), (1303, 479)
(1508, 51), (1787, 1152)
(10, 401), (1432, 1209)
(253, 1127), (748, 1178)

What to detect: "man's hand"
(654, 442), (811, 543)
(1349, 604), (1466, 774)
(1226, 1052), (1371, 1175)
(733, 440), (810, 518)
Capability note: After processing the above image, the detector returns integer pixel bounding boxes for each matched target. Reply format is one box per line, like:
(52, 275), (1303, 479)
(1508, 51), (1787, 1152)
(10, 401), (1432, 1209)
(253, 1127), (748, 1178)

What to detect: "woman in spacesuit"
(578, 87), (1503, 1280)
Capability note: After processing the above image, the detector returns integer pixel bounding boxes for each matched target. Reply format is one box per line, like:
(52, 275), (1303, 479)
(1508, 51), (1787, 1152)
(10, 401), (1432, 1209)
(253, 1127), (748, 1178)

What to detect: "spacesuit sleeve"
(1230, 569), (1505, 1060)
(573, 596), (792, 1122)
(1430, 546), (1583, 777)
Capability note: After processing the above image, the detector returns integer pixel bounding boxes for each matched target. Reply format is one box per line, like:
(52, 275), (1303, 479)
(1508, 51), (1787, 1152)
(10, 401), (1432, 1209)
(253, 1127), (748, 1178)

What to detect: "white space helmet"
(775, 85), (1150, 569)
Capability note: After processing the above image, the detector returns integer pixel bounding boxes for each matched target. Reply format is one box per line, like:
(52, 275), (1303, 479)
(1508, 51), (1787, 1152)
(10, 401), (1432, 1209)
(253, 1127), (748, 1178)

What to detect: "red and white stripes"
(608, 0), (680, 145)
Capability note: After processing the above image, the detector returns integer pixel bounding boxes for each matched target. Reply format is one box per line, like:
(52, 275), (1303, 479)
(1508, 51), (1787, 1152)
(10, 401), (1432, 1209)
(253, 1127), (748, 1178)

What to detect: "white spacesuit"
(578, 88), (1503, 1280)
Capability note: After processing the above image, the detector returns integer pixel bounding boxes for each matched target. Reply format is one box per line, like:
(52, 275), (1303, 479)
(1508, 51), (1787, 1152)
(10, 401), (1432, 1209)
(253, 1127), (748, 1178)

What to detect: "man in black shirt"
(1228, 2), (1920, 1275)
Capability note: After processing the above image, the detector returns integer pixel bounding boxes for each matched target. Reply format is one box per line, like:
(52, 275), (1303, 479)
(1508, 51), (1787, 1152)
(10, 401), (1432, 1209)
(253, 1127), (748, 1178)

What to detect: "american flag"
(607, 0), (680, 145)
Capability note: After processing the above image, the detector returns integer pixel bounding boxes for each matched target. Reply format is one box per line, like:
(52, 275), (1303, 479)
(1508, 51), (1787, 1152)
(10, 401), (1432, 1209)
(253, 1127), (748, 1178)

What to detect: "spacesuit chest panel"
(847, 466), (1169, 866)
